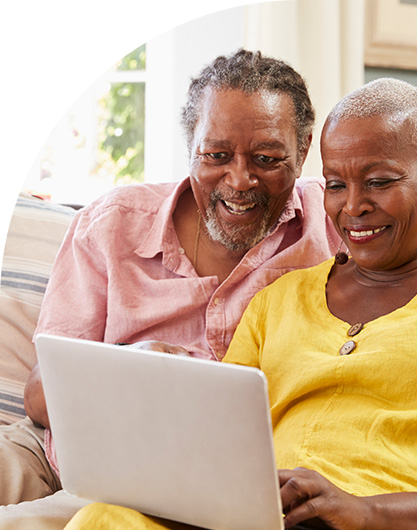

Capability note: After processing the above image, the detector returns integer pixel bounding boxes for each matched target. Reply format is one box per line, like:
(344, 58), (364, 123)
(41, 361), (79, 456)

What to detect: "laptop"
(36, 334), (286, 530)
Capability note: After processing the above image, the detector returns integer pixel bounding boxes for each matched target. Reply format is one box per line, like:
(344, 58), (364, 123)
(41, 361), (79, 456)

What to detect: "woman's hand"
(280, 467), (417, 530)
(280, 467), (371, 530)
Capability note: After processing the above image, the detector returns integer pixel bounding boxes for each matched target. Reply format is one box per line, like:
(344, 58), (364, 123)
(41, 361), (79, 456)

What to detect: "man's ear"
(298, 133), (313, 169)
(295, 134), (313, 178)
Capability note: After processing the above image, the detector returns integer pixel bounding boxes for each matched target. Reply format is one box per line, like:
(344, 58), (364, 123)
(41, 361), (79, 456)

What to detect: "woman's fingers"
(279, 468), (368, 530)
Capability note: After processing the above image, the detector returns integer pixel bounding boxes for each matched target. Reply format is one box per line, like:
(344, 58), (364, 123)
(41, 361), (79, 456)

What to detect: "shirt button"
(178, 248), (185, 254)
(339, 340), (356, 356)
(347, 323), (364, 337)
(214, 298), (220, 305)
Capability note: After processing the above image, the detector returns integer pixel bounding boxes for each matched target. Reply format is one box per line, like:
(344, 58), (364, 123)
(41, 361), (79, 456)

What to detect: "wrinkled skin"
(280, 467), (417, 530)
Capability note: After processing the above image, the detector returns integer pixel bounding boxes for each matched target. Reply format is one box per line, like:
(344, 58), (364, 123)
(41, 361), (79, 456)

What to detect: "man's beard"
(203, 189), (274, 252)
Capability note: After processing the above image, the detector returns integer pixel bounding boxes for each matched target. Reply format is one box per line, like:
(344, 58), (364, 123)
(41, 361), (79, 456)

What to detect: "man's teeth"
(349, 226), (387, 237)
(223, 200), (256, 214)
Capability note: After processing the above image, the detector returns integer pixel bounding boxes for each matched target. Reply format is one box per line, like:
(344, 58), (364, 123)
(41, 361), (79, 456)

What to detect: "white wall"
(22, 0), (366, 202)
(145, 0), (365, 182)
(144, 7), (245, 183)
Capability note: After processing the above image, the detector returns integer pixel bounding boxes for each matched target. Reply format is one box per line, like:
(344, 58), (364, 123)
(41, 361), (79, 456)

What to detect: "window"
(24, 45), (146, 205)
(22, 6), (248, 205)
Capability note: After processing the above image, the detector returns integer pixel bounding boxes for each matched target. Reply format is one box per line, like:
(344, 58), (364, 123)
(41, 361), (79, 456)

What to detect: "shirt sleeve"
(35, 207), (108, 341)
(222, 290), (265, 369)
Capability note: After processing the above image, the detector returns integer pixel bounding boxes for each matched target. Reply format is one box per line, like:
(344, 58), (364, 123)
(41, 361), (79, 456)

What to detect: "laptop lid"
(36, 334), (284, 530)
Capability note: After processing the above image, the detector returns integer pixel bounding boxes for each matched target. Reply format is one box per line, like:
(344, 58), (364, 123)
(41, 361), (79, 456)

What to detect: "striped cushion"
(0, 193), (75, 424)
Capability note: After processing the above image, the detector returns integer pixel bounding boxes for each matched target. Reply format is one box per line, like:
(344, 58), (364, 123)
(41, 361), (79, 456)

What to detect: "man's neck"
(173, 188), (247, 284)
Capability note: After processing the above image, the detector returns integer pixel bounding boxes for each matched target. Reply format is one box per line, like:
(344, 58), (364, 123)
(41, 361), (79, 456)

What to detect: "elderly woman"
(65, 78), (417, 530)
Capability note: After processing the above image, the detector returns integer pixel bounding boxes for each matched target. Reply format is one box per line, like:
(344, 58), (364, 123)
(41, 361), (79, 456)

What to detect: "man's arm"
(23, 340), (190, 431)
(280, 467), (417, 530)
(24, 363), (50, 429)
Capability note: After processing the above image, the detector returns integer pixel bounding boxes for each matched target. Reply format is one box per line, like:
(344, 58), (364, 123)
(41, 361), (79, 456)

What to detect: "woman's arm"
(279, 467), (417, 530)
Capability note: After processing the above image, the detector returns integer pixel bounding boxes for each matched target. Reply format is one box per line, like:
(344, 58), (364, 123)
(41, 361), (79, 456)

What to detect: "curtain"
(244, 0), (365, 177)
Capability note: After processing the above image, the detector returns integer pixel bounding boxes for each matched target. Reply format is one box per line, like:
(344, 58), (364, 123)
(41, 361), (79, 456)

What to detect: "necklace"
(193, 210), (201, 270)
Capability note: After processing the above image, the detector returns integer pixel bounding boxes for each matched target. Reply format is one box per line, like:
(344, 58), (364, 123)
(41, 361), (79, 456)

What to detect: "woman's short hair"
(326, 77), (417, 137)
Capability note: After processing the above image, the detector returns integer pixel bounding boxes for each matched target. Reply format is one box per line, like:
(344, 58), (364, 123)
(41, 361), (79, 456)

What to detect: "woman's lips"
(345, 225), (388, 243)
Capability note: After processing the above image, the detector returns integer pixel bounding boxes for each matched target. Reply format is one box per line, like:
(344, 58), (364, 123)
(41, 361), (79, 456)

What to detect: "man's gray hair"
(326, 78), (417, 130)
(180, 49), (315, 160)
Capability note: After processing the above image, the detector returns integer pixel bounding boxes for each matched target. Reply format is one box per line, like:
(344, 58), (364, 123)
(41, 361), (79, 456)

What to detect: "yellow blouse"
(64, 259), (417, 529)
(225, 258), (417, 497)
(64, 503), (193, 530)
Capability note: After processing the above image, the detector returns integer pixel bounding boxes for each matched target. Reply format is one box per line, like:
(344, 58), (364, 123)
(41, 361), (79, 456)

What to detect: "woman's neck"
(326, 259), (417, 325)
(353, 260), (417, 287)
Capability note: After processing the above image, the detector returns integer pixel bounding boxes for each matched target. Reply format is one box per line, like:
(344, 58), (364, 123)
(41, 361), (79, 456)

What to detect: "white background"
(0, 0), (267, 263)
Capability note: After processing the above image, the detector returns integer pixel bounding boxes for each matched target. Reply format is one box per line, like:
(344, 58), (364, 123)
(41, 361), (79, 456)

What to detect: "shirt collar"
(267, 181), (303, 237)
(135, 178), (191, 259)
(135, 177), (304, 258)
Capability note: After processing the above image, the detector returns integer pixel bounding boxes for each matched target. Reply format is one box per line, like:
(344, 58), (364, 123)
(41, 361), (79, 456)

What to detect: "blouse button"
(347, 323), (364, 337)
(178, 248), (185, 254)
(339, 340), (356, 356)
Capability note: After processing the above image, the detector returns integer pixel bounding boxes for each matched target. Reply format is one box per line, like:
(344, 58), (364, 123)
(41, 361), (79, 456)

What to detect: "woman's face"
(321, 114), (417, 272)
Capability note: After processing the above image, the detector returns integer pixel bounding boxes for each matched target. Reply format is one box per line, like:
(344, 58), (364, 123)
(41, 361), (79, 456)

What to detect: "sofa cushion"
(0, 193), (76, 424)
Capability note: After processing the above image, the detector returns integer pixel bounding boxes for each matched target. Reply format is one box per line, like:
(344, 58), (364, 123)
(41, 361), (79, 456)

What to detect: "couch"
(0, 193), (91, 529)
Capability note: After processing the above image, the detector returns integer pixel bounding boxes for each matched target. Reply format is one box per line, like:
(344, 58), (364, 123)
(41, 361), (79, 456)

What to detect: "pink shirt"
(36, 177), (338, 361)
(36, 177), (339, 475)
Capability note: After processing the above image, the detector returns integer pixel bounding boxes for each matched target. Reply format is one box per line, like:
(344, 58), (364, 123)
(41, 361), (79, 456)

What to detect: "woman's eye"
(325, 180), (345, 191)
(368, 178), (394, 188)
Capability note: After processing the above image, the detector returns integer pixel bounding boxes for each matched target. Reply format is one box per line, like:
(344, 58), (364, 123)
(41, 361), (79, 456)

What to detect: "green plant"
(98, 45), (146, 184)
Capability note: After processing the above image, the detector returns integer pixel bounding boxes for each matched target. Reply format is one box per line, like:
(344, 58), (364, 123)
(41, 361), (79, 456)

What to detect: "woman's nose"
(343, 188), (375, 217)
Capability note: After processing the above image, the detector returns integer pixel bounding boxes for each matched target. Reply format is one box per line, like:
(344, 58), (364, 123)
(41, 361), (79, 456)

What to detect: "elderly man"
(0, 49), (337, 514)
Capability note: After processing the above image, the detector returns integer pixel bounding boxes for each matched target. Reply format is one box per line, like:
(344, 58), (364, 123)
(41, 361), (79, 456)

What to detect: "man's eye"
(255, 155), (277, 165)
(205, 152), (228, 160)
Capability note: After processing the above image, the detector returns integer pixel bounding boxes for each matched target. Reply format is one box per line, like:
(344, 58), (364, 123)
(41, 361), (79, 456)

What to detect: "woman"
(226, 77), (417, 529)
(65, 78), (417, 530)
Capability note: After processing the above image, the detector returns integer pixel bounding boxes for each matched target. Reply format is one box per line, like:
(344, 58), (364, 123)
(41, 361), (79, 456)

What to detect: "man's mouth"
(205, 189), (272, 252)
(347, 225), (388, 239)
(223, 200), (256, 215)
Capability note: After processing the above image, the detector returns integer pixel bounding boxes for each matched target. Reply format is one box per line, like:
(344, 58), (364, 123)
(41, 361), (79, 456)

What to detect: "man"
(0, 49), (338, 516)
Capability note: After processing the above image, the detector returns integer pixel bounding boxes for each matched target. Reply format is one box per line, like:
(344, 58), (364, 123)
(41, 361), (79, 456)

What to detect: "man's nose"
(223, 156), (259, 191)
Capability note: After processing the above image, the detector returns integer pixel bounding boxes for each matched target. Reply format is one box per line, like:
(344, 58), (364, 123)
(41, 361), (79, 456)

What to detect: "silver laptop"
(35, 334), (284, 530)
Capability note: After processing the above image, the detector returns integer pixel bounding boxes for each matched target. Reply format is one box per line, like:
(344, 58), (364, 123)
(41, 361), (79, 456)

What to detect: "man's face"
(189, 88), (304, 253)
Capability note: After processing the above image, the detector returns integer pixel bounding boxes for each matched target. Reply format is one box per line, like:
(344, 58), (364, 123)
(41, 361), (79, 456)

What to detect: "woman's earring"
(335, 241), (349, 265)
